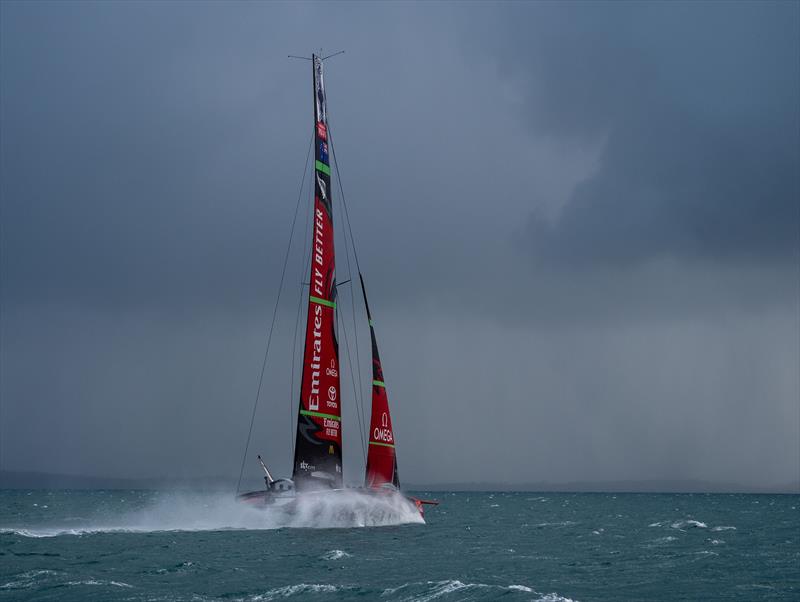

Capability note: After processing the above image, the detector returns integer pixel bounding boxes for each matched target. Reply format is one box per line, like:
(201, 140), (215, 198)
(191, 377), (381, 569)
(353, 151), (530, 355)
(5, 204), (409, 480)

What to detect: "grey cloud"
(488, 2), (799, 265)
(1, 1), (797, 489)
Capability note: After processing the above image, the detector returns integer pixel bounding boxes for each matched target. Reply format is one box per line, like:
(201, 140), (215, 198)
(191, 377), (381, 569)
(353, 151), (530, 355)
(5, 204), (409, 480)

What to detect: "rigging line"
(327, 124), (369, 437)
(325, 127), (366, 463)
(337, 279), (367, 465)
(326, 125), (363, 274)
(324, 107), (368, 463)
(290, 173), (314, 460)
(337, 176), (368, 464)
(236, 130), (315, 495)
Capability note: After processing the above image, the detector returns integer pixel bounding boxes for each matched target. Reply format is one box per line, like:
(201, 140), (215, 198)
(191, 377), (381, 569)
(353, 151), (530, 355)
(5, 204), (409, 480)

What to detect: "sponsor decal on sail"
(360, 274), (400, 488)
(314, 56), (326, 123)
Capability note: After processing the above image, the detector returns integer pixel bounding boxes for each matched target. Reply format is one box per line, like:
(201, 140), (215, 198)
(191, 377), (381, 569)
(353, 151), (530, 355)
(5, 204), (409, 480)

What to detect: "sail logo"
(314, 57), (326, 123)
(315, 172), (332, 216)
(324, 417), (339, 438)
(316, 121), (327, 141)
(373, 426), (394, 443)
(308, 303), (323, 411)
(323, 418), (339, 429)
(312, 208), (325, 296)
(319, 141), (329, 163)
(316, 174), (327, 203)
(325, 360), (337, 377)
(373, 413), (392, 442)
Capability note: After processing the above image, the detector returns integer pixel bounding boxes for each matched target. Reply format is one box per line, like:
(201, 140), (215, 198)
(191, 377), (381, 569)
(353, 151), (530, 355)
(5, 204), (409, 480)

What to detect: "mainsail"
(292, 54), (342, 491)
(361, 274), (400, 489)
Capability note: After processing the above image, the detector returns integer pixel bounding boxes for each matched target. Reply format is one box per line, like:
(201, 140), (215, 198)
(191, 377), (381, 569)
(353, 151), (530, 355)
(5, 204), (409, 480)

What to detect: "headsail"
(292, 54), (342, 491)
(360, 274), (400, 489)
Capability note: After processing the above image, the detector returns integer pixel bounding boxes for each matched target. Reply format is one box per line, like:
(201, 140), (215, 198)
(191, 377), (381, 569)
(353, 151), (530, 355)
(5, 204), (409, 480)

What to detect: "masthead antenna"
(288, 51), (344, 62)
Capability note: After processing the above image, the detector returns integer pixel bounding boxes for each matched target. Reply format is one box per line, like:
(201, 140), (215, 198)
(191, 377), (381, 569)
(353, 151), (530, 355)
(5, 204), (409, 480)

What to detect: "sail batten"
(292, 54), (342, 491)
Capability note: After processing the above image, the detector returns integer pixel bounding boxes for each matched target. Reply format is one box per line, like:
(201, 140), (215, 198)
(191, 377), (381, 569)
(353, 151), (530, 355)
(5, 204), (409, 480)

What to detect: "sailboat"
(236, 53), (436, 517)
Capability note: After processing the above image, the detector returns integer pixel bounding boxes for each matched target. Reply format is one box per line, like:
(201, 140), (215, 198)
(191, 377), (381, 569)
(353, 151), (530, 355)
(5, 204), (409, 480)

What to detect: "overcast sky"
(1, 1), (798, 489)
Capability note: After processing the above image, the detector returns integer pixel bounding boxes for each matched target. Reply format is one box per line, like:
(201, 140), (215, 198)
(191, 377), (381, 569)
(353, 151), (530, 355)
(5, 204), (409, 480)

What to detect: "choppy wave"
(654, 535), (678, 544)
(0, 571), (131, 593)
(650, 520), (736, 532)
(671, 519), (708, 529)
(380, 580), (576, 601)
(3, 491), (792, 601)
(533, 520), (578, 528)
(321, 549), (351, 560)
(251, 583), (341, 600)
(0, 490), (422, 537)
(0, 570), (59, 590)
(65, 579), (133, 588)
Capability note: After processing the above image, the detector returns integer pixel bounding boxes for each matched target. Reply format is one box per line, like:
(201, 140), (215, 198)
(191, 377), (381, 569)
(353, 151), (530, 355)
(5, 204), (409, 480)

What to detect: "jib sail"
(360, 274), (400, 489)
(292, 54), (342, 491)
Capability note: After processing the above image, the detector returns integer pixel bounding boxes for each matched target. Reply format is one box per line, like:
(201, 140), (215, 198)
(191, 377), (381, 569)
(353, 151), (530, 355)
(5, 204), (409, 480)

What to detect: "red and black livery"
(291, 54), (342, 491)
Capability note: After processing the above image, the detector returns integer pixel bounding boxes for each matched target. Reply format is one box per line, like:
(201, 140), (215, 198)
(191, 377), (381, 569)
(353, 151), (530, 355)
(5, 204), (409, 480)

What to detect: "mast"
(292, 54), (342, 491)
(361, 274), (400, 489)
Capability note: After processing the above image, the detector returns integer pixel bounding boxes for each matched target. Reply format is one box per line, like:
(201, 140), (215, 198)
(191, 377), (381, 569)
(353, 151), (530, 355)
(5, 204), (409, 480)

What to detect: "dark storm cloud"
(1, 1), (797, 489)
(488, 2), (800, 265)
(1, 2), (304, 311)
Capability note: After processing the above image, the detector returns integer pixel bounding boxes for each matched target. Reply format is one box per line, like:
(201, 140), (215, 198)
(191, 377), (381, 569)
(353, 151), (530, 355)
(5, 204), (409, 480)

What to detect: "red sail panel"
(292, 54), (342, 490)
(361, 274), (400, 489)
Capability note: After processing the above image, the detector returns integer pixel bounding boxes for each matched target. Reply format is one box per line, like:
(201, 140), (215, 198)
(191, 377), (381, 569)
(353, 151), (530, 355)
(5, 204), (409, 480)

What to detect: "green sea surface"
(1, 490), (797, 601)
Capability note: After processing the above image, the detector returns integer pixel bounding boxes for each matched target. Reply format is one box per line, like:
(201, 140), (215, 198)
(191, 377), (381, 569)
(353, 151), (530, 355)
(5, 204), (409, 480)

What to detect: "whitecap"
(380, 580), (576, 601)
(413, 580), (478, 601)
(534, 521), (577, 528)
(321, 549), (351, 560)
(508, 584), (533, 592)
(0, 570), (58, 590)
(65, 580), (133, 588)
(711, 525), (736, 531)
(671, 519), (707, 529)
(252, 584), (339, 600)
(0, 527), (99, 538)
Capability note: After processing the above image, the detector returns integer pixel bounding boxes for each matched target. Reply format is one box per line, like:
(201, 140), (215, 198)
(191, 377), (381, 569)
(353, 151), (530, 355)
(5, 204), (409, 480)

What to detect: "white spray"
(1, 489), (424, 537)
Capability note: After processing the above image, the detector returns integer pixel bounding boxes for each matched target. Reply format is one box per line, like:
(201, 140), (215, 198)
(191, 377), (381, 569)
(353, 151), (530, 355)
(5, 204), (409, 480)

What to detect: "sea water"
(0, 490), (797, 601)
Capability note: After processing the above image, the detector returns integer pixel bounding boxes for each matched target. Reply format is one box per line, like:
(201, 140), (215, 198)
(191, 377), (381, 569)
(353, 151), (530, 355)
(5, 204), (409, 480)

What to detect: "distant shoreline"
(1, 471), (797, 494)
